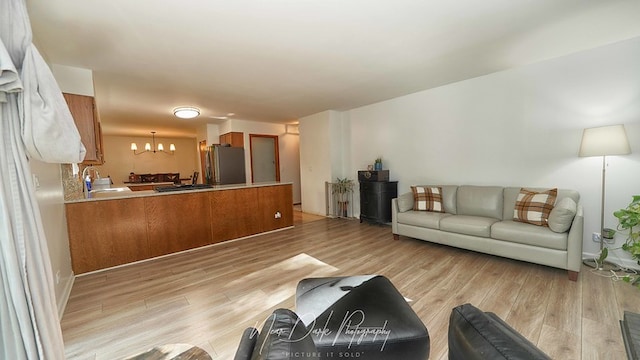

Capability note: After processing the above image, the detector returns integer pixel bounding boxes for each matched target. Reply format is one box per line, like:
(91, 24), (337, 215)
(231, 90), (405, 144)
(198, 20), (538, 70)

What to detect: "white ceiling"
(27, 0), (640, 138)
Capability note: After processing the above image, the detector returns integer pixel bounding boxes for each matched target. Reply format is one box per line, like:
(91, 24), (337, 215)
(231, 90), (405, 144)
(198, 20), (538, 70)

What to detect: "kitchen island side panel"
(209, 187), (262, 242)
(66, 198), (149, 274)
(66, 183), (293, 274)
(145, 192), (213, 258)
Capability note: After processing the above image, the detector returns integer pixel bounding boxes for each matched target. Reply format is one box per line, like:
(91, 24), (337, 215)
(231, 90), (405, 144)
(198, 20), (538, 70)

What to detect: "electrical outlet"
(592, 232), (602, 242)
(274, 211), (282, 219)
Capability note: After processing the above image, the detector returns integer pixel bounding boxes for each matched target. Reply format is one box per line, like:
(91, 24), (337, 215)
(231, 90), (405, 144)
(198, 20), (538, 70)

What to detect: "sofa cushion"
(548, 197), (577, 233)
(440, 185), (458, 214)
(456, 186), (503, 219)
(250, 308), (318, 360)
(513, 188), (557, 226)
(411, 186), (445, 212)
(503, 187), (580, 220)
(396, 210), (451, 229)
(397, 192), (414, 212)
(408, 185), (458, 214)
(440, 215), (498, 238)
(491, 220), (568, 250)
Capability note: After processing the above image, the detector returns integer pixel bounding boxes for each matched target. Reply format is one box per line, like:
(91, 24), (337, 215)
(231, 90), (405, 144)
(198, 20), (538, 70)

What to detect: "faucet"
(82, 166), (101, 196)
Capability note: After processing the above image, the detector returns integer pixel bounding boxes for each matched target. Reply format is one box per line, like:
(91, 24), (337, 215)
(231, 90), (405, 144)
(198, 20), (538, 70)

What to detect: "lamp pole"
(600, 156), (606, 251)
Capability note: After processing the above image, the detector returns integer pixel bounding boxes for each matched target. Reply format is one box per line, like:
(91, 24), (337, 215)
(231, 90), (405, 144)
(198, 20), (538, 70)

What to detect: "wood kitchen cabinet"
(63, 93), (104, 164)
(219, 132), (244, 148)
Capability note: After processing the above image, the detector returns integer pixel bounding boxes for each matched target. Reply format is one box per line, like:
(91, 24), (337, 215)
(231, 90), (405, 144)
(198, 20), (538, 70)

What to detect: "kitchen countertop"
(65, 181), (292, 203)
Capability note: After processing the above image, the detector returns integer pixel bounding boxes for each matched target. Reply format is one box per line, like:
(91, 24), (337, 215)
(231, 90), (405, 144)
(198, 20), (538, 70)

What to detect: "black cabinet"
(359, 181), (398, 224)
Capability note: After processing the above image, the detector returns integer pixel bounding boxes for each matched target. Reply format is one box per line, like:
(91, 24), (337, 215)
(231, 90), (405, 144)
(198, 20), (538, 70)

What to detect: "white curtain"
(1, 0), (86, 359)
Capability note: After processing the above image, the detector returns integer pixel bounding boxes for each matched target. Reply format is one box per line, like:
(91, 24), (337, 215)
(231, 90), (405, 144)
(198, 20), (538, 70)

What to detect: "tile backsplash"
(61, 164), (83, 201)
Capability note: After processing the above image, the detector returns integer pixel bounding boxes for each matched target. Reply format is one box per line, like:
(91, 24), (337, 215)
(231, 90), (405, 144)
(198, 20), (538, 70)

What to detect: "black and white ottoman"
(295, 275), (430, 360)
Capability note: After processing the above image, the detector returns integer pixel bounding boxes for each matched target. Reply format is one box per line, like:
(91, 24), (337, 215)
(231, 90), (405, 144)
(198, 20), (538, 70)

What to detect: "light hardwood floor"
(61, 211), (640, 359)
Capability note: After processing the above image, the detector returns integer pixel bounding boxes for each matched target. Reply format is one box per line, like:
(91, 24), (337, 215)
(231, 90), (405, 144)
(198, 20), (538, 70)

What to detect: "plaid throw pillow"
(513, 188), (558, 226)
(411, 186), (444, 212)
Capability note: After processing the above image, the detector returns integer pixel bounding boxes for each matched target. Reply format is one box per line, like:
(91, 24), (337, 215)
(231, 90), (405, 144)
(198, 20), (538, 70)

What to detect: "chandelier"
(131, 131), (175, 155)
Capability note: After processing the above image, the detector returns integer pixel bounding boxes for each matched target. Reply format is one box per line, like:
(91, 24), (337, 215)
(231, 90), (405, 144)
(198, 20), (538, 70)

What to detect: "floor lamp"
(579, 124), (631, 269)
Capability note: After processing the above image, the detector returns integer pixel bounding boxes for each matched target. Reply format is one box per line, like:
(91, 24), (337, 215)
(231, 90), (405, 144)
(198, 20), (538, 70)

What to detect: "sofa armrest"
(392, 198), (399, 234)
(448, 303), (551, 360)
(233, 327), (258, 360)
(392, 192), (414, 235)
(566, 205), (584, 273)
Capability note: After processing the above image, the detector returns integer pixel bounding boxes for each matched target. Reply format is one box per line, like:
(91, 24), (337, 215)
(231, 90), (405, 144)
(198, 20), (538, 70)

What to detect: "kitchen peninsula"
(65, 182), (293, 274)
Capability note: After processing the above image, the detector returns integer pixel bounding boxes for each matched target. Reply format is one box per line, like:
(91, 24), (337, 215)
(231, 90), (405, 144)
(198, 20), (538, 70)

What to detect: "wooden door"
(198, 140), (207, 184)
(249, 134), (280, 183)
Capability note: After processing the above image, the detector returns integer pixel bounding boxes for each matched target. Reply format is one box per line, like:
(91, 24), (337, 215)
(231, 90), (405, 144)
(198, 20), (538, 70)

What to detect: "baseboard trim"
(57, 273), (75, 319)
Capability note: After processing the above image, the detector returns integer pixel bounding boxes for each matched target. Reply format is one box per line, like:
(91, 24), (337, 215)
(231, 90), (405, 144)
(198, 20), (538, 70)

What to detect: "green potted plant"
(374, 157), (382, 171)
(332, 177), (354, 218)
(614, 195), (640, 288)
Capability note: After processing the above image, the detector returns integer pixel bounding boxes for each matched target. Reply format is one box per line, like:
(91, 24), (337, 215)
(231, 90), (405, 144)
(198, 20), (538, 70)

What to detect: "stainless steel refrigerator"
(204, 145), (246, 185)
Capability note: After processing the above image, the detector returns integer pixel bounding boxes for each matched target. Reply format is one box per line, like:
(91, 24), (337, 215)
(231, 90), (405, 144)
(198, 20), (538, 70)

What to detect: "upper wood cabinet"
(219, 132), (244, 148)
(63, 93), (104, 164)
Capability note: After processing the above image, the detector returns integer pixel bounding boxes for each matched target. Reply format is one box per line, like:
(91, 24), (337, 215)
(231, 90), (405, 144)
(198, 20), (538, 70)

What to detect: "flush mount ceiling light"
(173, 107), (200, 119)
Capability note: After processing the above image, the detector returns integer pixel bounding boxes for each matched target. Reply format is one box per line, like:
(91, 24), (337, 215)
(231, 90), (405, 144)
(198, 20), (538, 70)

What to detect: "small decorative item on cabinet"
(374, 157), (383, 171)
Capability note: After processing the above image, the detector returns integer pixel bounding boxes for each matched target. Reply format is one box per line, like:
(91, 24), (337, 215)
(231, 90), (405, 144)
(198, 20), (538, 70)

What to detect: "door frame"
(249, 134), (280, 183)
(198, 140), (207, 184)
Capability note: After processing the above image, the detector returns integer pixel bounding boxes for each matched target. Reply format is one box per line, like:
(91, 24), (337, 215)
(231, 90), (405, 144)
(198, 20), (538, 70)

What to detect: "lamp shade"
(579, 124), (631, 157)
(130, 143), (137, 151)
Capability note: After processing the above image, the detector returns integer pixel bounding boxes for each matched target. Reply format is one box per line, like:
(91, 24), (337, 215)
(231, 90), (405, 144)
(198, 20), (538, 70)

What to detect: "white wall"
(345, 36), (640, 263)
(299, 110), (349, 215)
(29, 160), (74, 317)
(39, 64), (95, 314)
(50, 64), (94, 96)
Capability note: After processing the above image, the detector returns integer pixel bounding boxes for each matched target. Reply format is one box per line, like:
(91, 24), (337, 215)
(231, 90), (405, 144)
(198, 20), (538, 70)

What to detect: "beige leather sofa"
(392, 185), (583, 280)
